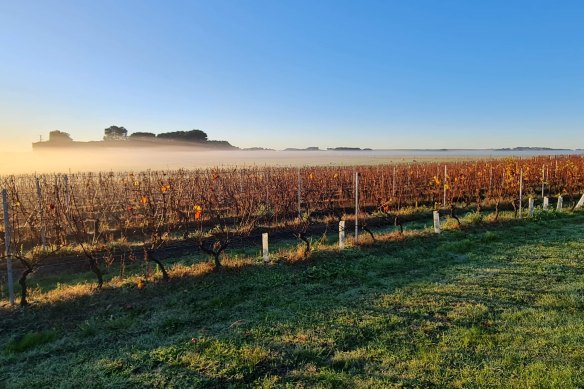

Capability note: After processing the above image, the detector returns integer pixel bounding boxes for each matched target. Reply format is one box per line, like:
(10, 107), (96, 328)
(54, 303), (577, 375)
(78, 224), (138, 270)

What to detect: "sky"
(1, 0), (583, 151)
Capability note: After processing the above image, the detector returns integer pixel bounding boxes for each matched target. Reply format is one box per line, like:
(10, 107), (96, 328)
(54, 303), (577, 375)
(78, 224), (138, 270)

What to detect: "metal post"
(518, 169), (523, 219)
(392, 166), (396, 198)
(36, 177), (46, 248)
(2, 189), (15, 305)
(541, 165), (545, 199)
(297, 168), (302, 218)
(489, 166), (493, 196)
(443, 165), (447, 208)
(354, 171), (359, 243)
(64, 174), (70, 213)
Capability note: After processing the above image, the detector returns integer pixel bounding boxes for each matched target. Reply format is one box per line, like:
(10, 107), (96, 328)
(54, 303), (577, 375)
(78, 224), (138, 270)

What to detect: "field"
(1, 155), (584, 387)
(2, 209), (584, 387)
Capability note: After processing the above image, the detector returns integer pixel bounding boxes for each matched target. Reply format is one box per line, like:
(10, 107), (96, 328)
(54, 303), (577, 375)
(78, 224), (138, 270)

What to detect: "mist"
(1, 148), (582, 175)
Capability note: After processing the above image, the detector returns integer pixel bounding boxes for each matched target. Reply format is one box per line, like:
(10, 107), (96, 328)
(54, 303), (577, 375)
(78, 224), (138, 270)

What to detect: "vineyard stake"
(297, 168), (302, 218)
(433, 210), (441, 234)
(541, 165), (545, 199)
(392, 166), (396, 198)
(339, 220), (345, 249)
(576, 194), (584, 209)
(519, 168), (524, 218)
(36, 177), (47, 248)
(556, 196), (563, 212)
(2, 189), (15, 306)
(443, 165), (447, 208)
(528, 197), (534, 218)
(262, 233), (269, 263)
(543, 196), (549, 211)
(354, 171), (359, 243)
(489, 166), (493, 197)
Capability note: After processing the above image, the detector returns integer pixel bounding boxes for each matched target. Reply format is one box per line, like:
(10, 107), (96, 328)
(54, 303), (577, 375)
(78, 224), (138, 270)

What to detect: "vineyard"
(1, 155), (584, 305)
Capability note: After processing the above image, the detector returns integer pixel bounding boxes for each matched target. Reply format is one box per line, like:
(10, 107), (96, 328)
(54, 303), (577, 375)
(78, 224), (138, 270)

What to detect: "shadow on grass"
(1, 212), (584, 387)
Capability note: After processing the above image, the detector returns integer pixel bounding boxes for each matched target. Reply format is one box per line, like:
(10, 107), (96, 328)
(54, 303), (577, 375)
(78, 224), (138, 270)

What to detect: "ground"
(1, 210), (584, 388)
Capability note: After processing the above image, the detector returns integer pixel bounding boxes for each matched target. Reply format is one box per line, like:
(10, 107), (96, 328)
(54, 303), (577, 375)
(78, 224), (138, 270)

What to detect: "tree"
(48, 130), (73, 143)
(157, 129), (208, 142)
(104, 126), (128, 141)
(129, 132), (156, 139)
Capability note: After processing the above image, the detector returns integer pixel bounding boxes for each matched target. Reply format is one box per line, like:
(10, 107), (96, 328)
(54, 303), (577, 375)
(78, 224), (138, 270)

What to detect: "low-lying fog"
(1, 148), (582, 175)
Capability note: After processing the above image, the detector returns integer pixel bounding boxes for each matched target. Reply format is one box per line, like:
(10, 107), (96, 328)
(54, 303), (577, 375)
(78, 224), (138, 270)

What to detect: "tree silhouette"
(157, 129), (208, 142)
(129, 132), (156, 138)
(104, 126), (128, 141)
(48, 130), (73, 143)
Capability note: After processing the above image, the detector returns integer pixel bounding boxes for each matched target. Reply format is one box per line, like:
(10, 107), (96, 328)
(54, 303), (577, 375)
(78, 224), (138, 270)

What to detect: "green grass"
(2, 212), (584, 387)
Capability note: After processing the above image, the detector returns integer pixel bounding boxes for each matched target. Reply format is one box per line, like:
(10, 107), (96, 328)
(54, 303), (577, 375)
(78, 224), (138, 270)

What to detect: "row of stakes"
(259, 194), (584, 262)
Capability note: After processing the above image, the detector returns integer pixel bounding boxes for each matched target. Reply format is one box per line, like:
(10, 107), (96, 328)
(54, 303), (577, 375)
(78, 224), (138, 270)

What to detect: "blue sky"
(1, 0), (583, 151)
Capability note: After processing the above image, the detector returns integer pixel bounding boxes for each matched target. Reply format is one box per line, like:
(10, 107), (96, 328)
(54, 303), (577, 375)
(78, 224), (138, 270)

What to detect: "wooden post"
(2, 189), (15, 305)
(339, 220), (345, 249)
(543, 196), (549, 211)
(576, 194), (584, 209)
(519, 168), (524, 217)
(36, 177), (47, 248)
(262, 233), (269, 263)
(433, 211), (440, 233)
(557, 196), (563, 212)
(354, 171), (359, 243)
(528, 197), (534, 218)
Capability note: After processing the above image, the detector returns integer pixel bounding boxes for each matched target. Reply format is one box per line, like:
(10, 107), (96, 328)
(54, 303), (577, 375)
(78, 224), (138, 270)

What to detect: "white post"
(576, 194), (584, 209)
(528, 197), (534, 218)
(262, 233), (269, 263)
(543, 196), (549, 211)
(433, 210), (441, 234)
(2, 189), (15, 306)
(518, 169), (523, 219)
(354, 171), (359, 243)
(339, 220), (345, 249)
(36, 177), (47, 249)
(443, 165), (447, 208)
(557, 196), (563, 212)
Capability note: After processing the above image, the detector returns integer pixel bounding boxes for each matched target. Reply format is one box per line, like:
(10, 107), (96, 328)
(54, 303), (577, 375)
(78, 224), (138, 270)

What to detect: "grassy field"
(2, 210), (584, 388)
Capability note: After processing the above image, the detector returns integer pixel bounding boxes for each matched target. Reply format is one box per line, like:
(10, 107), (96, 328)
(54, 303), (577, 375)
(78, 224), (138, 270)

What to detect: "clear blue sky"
(1, 0), (583, 151)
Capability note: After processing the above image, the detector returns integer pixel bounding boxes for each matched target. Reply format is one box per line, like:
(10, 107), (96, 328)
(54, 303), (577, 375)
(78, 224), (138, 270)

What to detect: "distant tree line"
(106, 126), (209, 143)
(41, 126), (234, 149)
(46, 127), (212, 143)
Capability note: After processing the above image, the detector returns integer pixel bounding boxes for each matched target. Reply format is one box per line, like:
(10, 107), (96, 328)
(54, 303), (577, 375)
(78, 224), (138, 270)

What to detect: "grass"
(1, 211), (584, 387)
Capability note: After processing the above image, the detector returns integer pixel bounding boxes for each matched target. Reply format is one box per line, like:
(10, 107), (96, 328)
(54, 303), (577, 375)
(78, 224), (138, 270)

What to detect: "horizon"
(1, 1), (584, 154)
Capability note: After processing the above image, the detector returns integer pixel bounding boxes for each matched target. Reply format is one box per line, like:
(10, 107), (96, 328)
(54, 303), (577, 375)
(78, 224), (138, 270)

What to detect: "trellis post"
(339, 220), (345, 249)
(2, 189), (15, 305)
(354, 171), (359, 243)
(433, 210), (441, 234)
(36, 177), (47, 248)
(262, 233), (269, 263)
